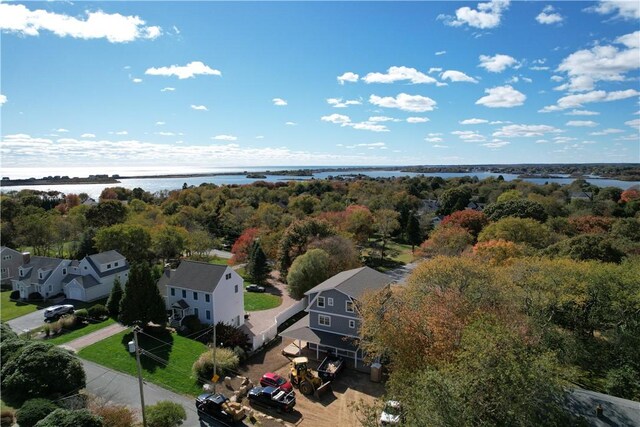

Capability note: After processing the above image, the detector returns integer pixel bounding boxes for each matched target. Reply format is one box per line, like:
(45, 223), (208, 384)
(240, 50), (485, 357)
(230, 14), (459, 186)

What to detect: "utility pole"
(212, 317), (217, 393)
(133, 326), (147, 427)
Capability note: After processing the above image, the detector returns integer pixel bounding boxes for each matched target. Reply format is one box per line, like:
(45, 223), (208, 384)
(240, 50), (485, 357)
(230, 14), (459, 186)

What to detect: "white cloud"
(428, 67), (443, 74)
(321, 114), (351, 124)
(363, 66), (438, 84)
(625, 118), (640, 129)
(81, 133), (95, 138)
(272, 98), (287, 106)
(337, 72), (359, 84)
(425, 137), (444, 143)
(327, 98), (361, 108)
(565, 109), (600, 116)
(440, 0), (511, 29)
(155, 131), (175, 136)
(555, 31), (639, 92)
(114, 131), (128, 135)
(407, 117), (429, 123)
(0, 94), (7, 105)
(493, 124), (562, 137)
(588, 0), (640, 20)
(566, 120), (599, 127)
(145, 61), (221, 79)
(132, 78), (143, 83)
(590, 128), (624, 135)
(368, 116), (400, 122)
(476, 85), (526, 108)
(479, 54), (519, 73)
(536, 5), (564, 24)
(540, 89), (640, 112)
(369, 93), (437, 112)
(531, 66), (550, 71)
(191, 105), (208, 111)
(55, 128), (69, 133)
(255, 136), (264, 139)
(460, 118), (489, 125)
(212, 135), (237, 141)
(0, 3), (161, 43)
(452, 130), (486, 141)
(160, 87), (175, 92)
(344, 142), (387, 149)
(155, 121), (166, 125)
(482, 140), (511, 148)
(349, 122), (390, 132)
(441, 70), (478, 83)
(435, 50), (447, 56)
(285, 122), (297, 126)
(432, 145), (449, 148)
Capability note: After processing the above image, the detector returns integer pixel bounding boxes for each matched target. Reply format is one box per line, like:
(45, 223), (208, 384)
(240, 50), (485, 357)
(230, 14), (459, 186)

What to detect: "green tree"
(287, 249), (331, 299)
(146, 401), (187, 427)
(405, 212), (423, 251)
(1, 342), (86, 406)
(74, 227), (98, 259)
(34, 409), (103, 427)
(153, 226), (188, 261)
(245, 240), (270, 285)
(119, 262), (167, 328)
(106, 277), (124, 318)
(16, 398), (58, 427)
(1, 322), (18, 343)
(308, 235), (362, 276)
(544, 234), (624, 263)
(484, 199), (548, 222)
(94, 224), (152, 263)
(14, 212), (55, 256)
(437, 187), (472, 216)
(277, 218), (336, 279)
(478, 217), (553, 249)
(374, 209), (400, 261)
(85, 200), (127, 228)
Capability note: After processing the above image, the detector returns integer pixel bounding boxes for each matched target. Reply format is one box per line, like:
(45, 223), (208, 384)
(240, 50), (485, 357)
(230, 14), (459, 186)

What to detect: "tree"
(230, 228), (260, 265)
(34, 409), (103, 427)
(245, 240), (270, 285)
(496, 189), (522, 203)
(106, 277), (123, 318)
(437, 187), (472, 216)
(473, 239), (525, 265)
(287, 249), (331, 299)
(145, 401), (187, 427)
(308, 235), (361, 275)
(1, 322), (18, 343)
(374, 209), (400, 261)
(1, 342), (86, 406)
(14, 212), (55, 256)
(344, 205), (375, 245)
(74, 227), (98, 259)
(544, 234), (624, 263)
(568, 215), (613, 234)
(478, 217), (553, 249)
(85, 200), (127, 228)
(119, 262), (167, 328)
(440, 210), (488, 239)
(419, 225), (473, 258)
(484, 199), (548, 222)
(153, 225), (188, 261)
(277, 218), (336, 279)
(405, 212), (423, 251)
(94, 224), (152, 263)
(16, 398), (58, 427)
(1, 338), (27, 366)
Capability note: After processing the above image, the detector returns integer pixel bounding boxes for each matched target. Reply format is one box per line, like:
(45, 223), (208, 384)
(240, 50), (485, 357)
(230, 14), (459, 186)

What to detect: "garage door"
(67, 287), (83, 301)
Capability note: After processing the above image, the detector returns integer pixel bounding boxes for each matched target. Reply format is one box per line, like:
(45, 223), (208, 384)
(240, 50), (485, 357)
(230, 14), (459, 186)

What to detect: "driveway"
(7, 308), (48, 333)
(385, 260), (420, 284)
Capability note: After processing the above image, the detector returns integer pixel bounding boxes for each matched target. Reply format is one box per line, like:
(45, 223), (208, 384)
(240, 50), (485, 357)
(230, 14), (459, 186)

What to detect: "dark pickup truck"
(247, 386), (296, 413)
(317, 354), (344, 382)
(196, 392), (246, 425)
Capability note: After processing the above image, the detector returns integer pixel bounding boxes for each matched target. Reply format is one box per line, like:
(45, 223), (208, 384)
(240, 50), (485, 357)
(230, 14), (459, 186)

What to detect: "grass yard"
(386, 241), (415, 264)
(78, 328), (207, 396)
(46, 318), (116, 345)
(244, 287), (282, 311)
(0, 290), (53, 321)
(209, 257), (230, 266)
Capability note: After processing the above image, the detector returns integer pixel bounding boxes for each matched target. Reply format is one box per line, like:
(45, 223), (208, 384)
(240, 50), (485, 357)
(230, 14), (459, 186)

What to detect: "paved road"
(7, 307), (48, 333)
(385, 261), (420, 284)
(207, 249), (232, 259)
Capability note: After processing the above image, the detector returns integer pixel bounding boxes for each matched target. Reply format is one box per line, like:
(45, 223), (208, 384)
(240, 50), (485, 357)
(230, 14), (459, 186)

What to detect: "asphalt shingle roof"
(18, 256), (65, 284)
(304, 266), (390, 300)
(157, 260), (228, 293)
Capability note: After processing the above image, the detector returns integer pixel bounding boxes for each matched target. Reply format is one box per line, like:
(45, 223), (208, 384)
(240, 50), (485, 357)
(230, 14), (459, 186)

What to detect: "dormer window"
(39, 272), (44, 279)
(62, 268), (67, 275)
(107, 263), (112, 269)
(19, 268), (24, 277)
(114, 261), (119, 267)
(346, 300), (354, 313)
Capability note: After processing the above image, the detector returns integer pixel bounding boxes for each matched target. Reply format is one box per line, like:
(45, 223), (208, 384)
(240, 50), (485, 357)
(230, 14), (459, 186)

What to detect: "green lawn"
(79, 328), (207, 396)
(46, 318), (116, 345)
(209, 257), (230, 266)
(386, 241), (415, 264)
(0, 290), (54, 321)
(244, 287), (282, 311)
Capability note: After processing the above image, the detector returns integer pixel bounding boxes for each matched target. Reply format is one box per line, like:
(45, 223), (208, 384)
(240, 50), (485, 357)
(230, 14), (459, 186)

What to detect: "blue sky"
(1, 1), (639, 175)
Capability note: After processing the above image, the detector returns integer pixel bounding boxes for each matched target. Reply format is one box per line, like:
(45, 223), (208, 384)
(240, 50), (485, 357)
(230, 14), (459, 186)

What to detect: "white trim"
(317, 296), (325, 308)
(345, 300), (354, 313)
(349, 319), (356, 329)
(327, 297), (333, 306)
(318, 314), (331, 327)
(308, 309), (359, 320)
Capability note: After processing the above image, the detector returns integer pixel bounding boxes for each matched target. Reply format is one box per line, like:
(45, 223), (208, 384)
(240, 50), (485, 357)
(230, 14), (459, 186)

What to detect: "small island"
(0, 174), (121, 187)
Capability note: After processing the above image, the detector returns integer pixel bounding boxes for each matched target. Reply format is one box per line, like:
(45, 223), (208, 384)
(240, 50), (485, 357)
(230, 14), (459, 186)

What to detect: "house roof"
(84, 252), (129, 278)
(172, 299), (190, 309)
(62, 274), (101, 289)
(304, 266), (390, 300)
(279, 314), (359, 353)
(18, 256), (65, 284)
(157, 260), (228, 293)
(87, 250), (125, 265)
(565, 388), (640, 426)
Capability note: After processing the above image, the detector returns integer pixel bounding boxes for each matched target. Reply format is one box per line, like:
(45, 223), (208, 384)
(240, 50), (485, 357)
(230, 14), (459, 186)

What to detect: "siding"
(308, 289), (360, 336)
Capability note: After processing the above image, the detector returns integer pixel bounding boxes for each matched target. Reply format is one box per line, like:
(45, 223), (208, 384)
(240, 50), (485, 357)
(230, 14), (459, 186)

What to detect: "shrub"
(34, 409), (103, 427)
(214, 322), (251, 350)
(146, 401), (186, 427)
(43, 323), (51, 337)
(605, 365), (640, 401)
(1, 338), (27, 365)
(0, 409), (15, 427)
(16, 398), (58, 427)
(192, 347), (239, 382)
(9, 290), (20, 300)
(59, 314), (77, 330)
(1, 322), (18, 343)
(181, 315), (204, 334)
(28, 292), (43, 301)
(87, 304), (108, 320)
(74, 308), (89, 320)
(232, 346), (247, 362)
(90, 403), (136, 427)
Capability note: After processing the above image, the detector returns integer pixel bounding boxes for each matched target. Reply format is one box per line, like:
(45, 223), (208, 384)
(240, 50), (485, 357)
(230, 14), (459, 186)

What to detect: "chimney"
(22, 252), (31, 265)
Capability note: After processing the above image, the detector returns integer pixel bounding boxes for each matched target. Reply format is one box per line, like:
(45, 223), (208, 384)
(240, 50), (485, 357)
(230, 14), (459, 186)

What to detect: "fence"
(251, 296), (307, 350)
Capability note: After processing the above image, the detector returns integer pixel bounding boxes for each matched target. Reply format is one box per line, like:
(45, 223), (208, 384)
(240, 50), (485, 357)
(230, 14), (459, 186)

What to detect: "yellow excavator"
(289, 357), (331, 397)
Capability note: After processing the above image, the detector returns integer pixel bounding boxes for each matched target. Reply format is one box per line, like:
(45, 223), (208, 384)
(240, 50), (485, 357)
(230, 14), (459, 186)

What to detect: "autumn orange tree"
(418, 224), (473, 258)
(440, 209), (488, 239)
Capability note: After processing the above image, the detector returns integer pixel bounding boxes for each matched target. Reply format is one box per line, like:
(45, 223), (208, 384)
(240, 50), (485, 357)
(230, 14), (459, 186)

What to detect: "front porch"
(169, 299), (191, 327)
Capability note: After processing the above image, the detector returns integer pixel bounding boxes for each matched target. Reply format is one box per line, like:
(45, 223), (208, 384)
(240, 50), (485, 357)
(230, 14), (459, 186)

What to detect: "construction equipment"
(288, 356), (331, 397)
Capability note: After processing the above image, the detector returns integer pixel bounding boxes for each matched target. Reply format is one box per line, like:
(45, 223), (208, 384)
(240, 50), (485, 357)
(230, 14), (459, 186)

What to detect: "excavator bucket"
(314, 380), (332, 398)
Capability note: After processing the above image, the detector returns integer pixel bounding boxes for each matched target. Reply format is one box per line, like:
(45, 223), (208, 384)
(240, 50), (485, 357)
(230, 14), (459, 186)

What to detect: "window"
(327, 297), (333, 306)
(182, 290), (186, 298)
(194, 308), (199, 317)
(3, 255), (12, 260)
(206, 310), (211, 320)
(193, 291), (198, 300)
(349, 320), (356, 329)
(318, 314), (331, 327)
(62, 268), (67, 275)
(114, 261), (119, 267)
(317, 296), (325, 308)
(205, 294), (210, 303)
(107, 263), (111, 269)
(39, 272), (43, 279)
(170, 288), (175, 297)
(48, 285), (52, 292)
(225, 273), (232, 280)
(236, 315), (240, 326)
(0, 268), (6, 274)
(346, 300), (354, 313)
(234, 284), (238, 293)
(84, 266), (87, 270)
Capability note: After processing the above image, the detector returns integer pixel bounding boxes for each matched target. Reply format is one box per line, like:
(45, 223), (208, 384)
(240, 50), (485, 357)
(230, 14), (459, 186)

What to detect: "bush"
(1, 322), (18, 343)
(214, 322), (251, 350)
(0, 409), (15, 427)
(74, 308), (89, 320)
(232, 346), (247, 362)
(146, 401), (187, 427)
(87, 304), (108, 320)
(9, 290), (20, 300)
(1, 338), (26, 365)
(180, 315), (204, 335)
(16, 398), (58, 427)
(28, 292), (43, 301)
(34, 409), (103, 427)
(192, 347), (239, 382)
(605, 365), (640, 401)
(90, 403), (136, 427)
(59, 314), (77, 330)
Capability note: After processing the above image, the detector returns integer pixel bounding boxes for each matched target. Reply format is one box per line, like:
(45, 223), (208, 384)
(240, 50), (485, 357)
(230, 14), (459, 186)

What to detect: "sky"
(1, 0), (639, 176)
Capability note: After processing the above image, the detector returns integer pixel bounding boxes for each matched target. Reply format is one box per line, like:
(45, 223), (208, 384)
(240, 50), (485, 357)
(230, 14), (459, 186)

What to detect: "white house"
(1, 246), (26, 287)
(157, 260), (244, 328)
(11, 250), (129, 302)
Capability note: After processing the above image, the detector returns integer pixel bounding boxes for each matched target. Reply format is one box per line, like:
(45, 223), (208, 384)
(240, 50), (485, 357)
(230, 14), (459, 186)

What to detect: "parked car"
(44, 304), (74, 320)
(246, 284), (265, 293)
(196, 392), (245, 425)
(260, 372), (294, 393)
(379, 400), (403, 426)
(248, 386), (296, 413)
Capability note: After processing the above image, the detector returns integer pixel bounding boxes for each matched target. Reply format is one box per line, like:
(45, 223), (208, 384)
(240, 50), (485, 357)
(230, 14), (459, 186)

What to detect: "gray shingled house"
(279, 266), (391, 368)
